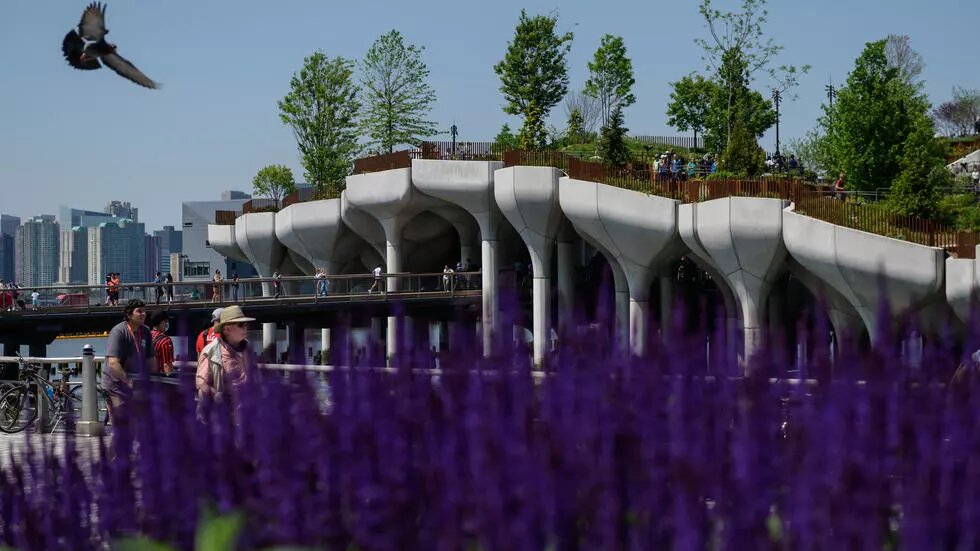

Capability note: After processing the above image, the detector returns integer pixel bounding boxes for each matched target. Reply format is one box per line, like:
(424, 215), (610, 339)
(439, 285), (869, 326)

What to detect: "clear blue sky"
(1, 0), (976, 233)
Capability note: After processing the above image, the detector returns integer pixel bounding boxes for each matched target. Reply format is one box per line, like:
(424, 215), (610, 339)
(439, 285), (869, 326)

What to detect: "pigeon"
(61, 2), (160, 89)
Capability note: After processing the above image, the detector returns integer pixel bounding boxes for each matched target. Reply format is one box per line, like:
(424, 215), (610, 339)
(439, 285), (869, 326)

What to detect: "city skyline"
(1, 0), (977, 232)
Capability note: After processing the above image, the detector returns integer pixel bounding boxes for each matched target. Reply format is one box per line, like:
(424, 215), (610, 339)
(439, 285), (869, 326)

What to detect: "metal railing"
(0, 271), (483, 314)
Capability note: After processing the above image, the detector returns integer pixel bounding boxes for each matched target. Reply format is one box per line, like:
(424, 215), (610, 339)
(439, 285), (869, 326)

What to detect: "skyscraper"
(0, 214), (19, 282)
(153, 225), (183, 276)
(104, 200), (138, 223)
(144, 233), (161, 281)
(87, 219), (146, 285)
(59, 227), (89, 284)
(15, 216), (59, 286)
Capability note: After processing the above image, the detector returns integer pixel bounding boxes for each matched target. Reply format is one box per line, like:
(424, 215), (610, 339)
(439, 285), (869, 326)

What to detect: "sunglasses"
(225, 322), (249, 328)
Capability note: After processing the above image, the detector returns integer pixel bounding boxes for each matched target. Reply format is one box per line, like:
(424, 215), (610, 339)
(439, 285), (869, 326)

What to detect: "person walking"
(102, 299), (157, 418)
(369, 264), (383, 294)
(164, 273), (175, 304)
(211, 269), (224, 303)
(231, 272), (240, 302)
(196, 305), (257, 418)
(272, 270), (283, 298)
(153, 271), (165, 305)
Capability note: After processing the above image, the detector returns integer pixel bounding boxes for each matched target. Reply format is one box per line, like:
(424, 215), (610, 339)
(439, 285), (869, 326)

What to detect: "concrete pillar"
(1, 342), (18, 379)
(557, 240), (575, 334)
(611, 264), (630, 355)
(262, 322), (277, 362)
(77, 344), (101, 436)
(481, 239), (499, 357)
(532, 276), (552, 365)
(384, 229), (403, 365)
(629, 299), (650, 357)
(320, 328), (330, 365)
(286, 322), (304, 364)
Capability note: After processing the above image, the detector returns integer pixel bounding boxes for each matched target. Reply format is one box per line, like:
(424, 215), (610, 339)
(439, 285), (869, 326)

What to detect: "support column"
(532, 276), (552, 366)
(611, 265), (630, 355)
(557, 240), (575, 334)
(262, 322), (277, 362)
(1, 342), (18, 379)
(629, 300), (650, 357)
(481, 239), (499, 357)
(384, 231), (403, 365)
(286, 322), (304, 365)
(320, 328), (330, 365)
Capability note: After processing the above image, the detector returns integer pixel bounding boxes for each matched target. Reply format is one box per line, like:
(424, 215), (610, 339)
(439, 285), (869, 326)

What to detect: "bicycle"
(0, 354), (110, 433)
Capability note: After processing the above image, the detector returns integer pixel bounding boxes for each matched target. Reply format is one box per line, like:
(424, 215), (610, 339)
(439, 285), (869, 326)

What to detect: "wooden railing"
(214, 210), (238, 226)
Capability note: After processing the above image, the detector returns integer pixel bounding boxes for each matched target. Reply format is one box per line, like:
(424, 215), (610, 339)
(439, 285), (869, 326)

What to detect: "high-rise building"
(104, 200), (138, 223)
(153, 225), (183, 277)
(15, 216), (59, 286)
(0, 214), (19, 282)
(59, 227), (89, 284)
(144, 233), (161, 281)
(181, 191), (259, 281)
(87, 219), (145, 285)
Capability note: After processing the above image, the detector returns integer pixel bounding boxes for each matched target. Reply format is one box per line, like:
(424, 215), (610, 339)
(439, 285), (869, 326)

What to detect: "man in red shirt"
(196, 308), (223, 356)
(150, 311), (175, 375)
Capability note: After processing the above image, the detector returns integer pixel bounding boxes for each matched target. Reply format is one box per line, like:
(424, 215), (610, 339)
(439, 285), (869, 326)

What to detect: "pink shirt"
(196, 338), (252, 397)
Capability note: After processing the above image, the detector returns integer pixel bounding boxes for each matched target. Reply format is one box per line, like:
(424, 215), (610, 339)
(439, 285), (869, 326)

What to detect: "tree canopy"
(360, 30), (438, 154)
(584, 35), (636, 128)
(278, 51), (361, 198)
(251, 165), (296, 208)
(494, 10), (574, 145)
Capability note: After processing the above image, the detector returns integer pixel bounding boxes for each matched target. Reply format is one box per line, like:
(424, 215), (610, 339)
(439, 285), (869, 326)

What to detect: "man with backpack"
(196, 308), (223, 356)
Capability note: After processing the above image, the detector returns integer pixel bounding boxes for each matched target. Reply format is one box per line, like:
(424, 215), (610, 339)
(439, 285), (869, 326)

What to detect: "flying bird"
(61, 2), (160, 89)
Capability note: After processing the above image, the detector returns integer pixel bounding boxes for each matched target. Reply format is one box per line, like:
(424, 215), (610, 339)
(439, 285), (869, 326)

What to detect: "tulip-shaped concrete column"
(346, 168), (441, 362)
(412, 160), (507, 356)
(679, 198), (788, 367)
(234, 212), (288, 355)
(559, 177), (683, 356)
(494, 166), (564, 366)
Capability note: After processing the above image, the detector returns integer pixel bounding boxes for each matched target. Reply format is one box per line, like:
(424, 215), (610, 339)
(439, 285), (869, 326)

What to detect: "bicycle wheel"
(0, 385), (38, 433)
(69, 385), (109, 426)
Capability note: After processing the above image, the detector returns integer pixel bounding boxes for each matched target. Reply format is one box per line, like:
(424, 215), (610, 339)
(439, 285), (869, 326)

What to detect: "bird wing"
(101, 51), (160, 89)
(61, 30), (101, 70)
(78, 2), (107, 42)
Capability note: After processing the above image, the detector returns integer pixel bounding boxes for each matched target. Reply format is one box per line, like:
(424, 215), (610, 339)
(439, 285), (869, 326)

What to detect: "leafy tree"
(494, 123), (519, 149)
(933, 87), (980, 136)
(695, 0), (807, 152)
(597, 105), (631, 167)
(720, 117), (765, 176)
(885, 116), (949, 219)
(584, 34), (636, 128)
(666, 74), (715, 145)
(359, 30), (438, 154)
(884, 34), (925, 90)
(564, 89), (601, 135)
(517, 101), (548, 150)
(820, 39), (931, 193)
(251, 165), (296, 208)
(279, 51), (360, 198)
(787, 128), (833, 175)
(494, 10), (574, 145)
(566, 108), (585, 143)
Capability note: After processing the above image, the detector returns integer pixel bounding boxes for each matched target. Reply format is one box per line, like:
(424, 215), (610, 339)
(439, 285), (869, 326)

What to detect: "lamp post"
(450, 122), (458, 157)
(771, 89), (782, 156)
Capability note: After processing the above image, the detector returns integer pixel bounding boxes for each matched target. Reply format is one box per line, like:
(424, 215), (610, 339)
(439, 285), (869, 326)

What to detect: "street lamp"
(450, 122), (458, 156)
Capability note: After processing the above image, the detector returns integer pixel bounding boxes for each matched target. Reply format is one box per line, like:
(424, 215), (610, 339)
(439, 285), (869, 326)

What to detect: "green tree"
(820, 39), (931, 193)
(666, 74), (715, 145)
(597, 105), (631, 167)
(703, 47), (776, 157)
(695, 0), (807, 152)
(251, 165), (297, 208)
(360, 30), (438, 154)
(884, 116), (949, 218)
(584, 34), (636, 128)
(279, 51), (361, 198)
(494, 10), (574, 146)
(566, 107), (585, 143)
(720, 117), (765, 176)
(494, 123), (519, 149)
(517, 101), (548, 150)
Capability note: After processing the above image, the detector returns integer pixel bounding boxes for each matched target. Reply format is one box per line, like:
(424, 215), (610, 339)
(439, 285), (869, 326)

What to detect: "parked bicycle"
(0, 353), (110, 433)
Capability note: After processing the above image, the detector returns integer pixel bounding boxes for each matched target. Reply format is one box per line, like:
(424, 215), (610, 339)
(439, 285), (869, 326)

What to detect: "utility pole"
(825, 81), (837, 111)
(771, 89), (782, 155)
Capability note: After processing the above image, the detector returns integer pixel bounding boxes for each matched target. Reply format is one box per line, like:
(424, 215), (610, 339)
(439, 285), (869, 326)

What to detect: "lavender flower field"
(2, 300), (980, 550)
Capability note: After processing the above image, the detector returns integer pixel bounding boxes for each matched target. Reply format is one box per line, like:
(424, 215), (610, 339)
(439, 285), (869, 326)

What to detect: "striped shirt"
(151, 329), (174, 374)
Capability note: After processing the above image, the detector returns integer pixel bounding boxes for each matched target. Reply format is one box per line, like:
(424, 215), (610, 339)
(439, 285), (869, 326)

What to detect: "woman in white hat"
(196, 305), (257, 404)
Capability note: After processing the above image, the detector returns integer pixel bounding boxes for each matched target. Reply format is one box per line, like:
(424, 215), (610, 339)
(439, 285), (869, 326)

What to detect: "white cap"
(211, 307), (224, 323)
